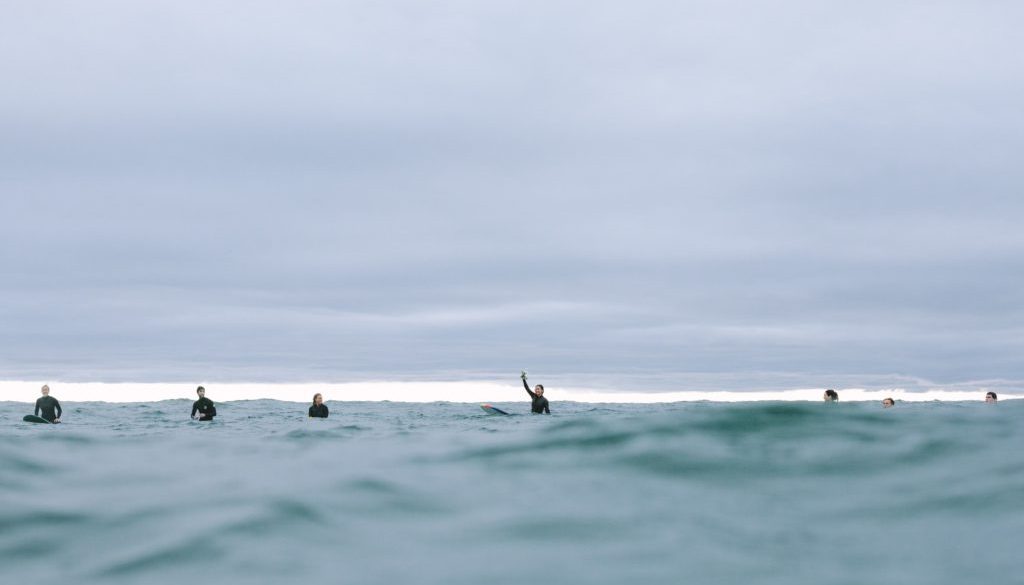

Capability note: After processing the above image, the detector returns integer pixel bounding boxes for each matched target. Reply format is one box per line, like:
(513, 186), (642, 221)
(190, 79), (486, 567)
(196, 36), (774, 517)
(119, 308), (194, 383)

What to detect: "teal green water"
(1, 399), (1021, 584)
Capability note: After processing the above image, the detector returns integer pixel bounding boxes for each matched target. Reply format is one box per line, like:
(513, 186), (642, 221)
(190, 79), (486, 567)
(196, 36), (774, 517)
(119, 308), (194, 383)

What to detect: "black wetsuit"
(523, 379), (550, 414)
(308, 404), (329, 418)
(35, 396), (62, 422)
(191, 397), (217, 421)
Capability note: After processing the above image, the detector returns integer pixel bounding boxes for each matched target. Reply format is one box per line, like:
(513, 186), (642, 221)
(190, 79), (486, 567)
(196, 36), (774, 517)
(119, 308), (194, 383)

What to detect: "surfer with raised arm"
(190, 386), (217, 421)
(521, 371), (550, 414)
(35, 384), (62, 423)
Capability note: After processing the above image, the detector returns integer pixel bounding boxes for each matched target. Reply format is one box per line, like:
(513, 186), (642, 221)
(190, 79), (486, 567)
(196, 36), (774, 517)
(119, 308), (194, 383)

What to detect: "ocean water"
(1, 399), (1021, 585)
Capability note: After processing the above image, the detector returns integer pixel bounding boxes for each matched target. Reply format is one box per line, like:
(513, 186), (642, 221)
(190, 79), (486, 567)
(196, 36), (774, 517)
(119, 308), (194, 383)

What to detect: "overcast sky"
(1, 1), (1022, 392)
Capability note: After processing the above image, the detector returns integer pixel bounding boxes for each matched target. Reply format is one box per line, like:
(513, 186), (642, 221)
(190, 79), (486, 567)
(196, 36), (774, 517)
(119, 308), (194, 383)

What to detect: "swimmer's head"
(41, 384), (50, 396)
(313, 393), (323, 405)
(823, 389), (838, 402)
(534, 385), (544, 396)
(882, 397), (895, 408)
(985, 391), (997, 403)
(196, 386), (205, 397)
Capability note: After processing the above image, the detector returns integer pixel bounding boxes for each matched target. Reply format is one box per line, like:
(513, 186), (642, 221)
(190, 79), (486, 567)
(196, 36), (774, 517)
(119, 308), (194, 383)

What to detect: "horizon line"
(1, 380), (1016, 404)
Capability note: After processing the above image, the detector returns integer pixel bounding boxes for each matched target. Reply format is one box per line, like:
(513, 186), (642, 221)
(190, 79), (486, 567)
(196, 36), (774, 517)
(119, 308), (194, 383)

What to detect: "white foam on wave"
(0, 380), (1016, 404)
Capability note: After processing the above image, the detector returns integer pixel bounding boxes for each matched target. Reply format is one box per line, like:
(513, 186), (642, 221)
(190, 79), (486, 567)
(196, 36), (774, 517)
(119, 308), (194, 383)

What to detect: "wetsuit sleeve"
(308, 405), (315, 417)
(191, 402), (199, 417)
(544, 402), (550, 414)
(35, 398), (42, 417)
(54, 399), (62, 419)
(523, 378), (537, 399)
(323, 405), (328, 418)
(209, 404), (217, 417)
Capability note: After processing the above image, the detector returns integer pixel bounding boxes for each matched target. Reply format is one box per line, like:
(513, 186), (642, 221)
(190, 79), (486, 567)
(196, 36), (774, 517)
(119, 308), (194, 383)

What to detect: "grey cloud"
(2, 1), (1023, 391)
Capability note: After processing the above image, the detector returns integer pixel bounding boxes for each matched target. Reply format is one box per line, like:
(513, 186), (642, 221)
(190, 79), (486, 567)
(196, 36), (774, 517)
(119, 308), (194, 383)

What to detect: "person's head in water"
(196, 386), (205, 397)
(313, 393), (323, 406)
(824, 389), (838, 402)
(985, 391), (997, 403)
(882, 397), (895, 408)
(41, 384), (50, 396)
(534, 384), (544, 396)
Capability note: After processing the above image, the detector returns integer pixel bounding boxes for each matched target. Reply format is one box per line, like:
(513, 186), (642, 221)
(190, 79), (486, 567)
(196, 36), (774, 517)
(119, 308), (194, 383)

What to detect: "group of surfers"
(28, 377), (1000, 424)
(822, 388), (998, 406)
(28, 372), (549, 423)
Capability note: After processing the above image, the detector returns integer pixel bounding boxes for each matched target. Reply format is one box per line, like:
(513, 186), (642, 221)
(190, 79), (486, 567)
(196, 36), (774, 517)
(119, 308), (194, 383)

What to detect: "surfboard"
(480, 404), (510, 416)
(23, 415), (51, 424)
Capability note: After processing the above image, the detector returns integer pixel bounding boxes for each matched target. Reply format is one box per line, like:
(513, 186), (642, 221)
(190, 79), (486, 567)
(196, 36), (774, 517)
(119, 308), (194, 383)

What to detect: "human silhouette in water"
(521, 371), (550, 414)
(309, 393), (329, 418)
(191, 386), (217, 421)
(35, 384), (62, 423)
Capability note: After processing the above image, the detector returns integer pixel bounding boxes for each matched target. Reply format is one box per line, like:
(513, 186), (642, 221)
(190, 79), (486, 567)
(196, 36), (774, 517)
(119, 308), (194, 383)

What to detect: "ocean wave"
(2, 399), (1023, 585)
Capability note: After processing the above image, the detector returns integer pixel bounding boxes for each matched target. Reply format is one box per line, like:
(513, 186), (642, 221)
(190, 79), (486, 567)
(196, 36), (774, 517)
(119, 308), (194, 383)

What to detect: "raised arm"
(522, 377), (537, 398)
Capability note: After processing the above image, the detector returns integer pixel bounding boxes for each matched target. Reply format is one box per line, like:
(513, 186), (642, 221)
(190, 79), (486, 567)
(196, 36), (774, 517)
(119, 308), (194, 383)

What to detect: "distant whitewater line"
(0, 380), (1016, 404)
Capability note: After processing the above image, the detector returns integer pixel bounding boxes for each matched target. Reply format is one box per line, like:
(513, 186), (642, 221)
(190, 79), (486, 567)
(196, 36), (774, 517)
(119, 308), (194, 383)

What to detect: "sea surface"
(1, 399), (1021, 585)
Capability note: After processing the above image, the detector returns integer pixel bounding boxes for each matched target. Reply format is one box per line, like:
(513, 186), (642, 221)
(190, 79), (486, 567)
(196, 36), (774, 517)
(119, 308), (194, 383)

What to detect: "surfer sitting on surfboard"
(308, 393), (329, 418)
(190, 386), (217, 421)
(521, 371), (550, 414)
(35, 384), (62, 423)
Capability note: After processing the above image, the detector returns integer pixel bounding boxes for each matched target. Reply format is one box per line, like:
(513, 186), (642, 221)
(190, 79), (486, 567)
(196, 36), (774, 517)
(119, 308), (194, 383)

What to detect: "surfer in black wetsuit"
(308, 393), (329, 418)
(190, 386), (217, 421)
(521, 371), (550, 414)
(35, 384), (62, 423)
